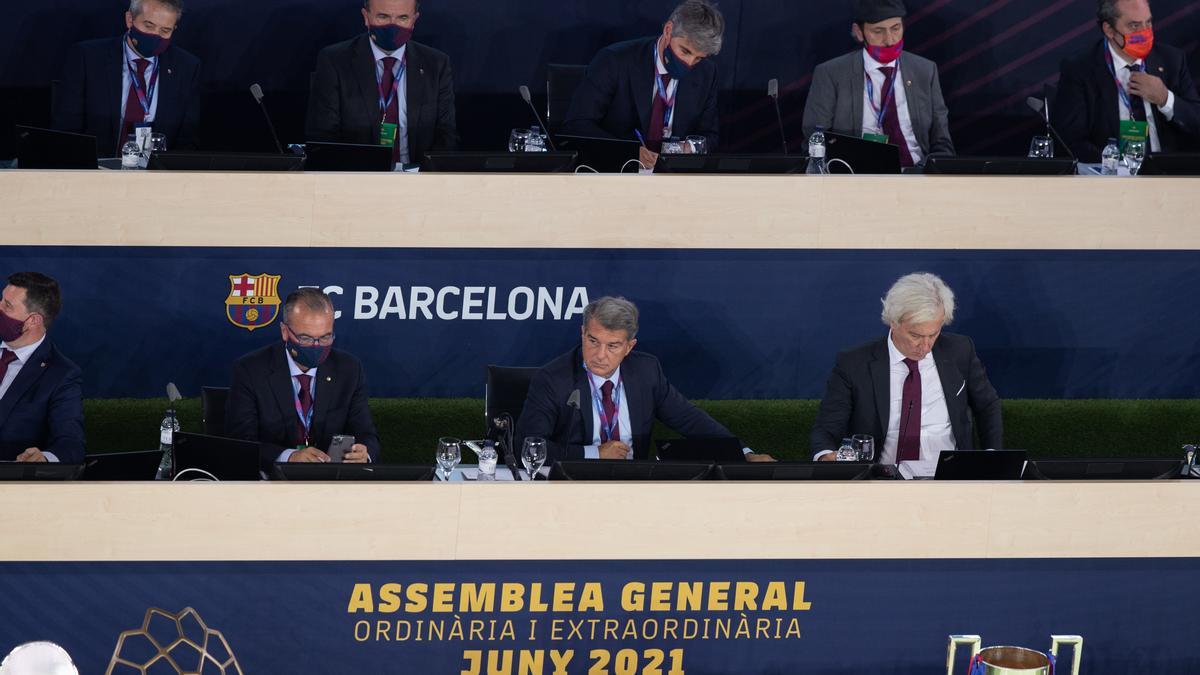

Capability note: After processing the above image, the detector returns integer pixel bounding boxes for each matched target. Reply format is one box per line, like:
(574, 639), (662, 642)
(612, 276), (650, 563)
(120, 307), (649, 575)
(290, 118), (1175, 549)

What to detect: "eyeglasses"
(284, 323), (335, 347)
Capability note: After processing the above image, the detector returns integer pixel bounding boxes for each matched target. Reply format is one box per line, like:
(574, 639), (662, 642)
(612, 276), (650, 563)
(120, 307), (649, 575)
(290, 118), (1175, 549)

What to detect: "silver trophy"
(946, 634), (1082, 675)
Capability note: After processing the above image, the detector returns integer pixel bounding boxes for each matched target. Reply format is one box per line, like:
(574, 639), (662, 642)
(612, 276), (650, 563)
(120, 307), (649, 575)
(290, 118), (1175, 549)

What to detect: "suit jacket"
(52, 36), (202, 157)
(809, 333), (1002, 459)
(0, 339), (85, 464)
(801, 50), (954, 161)
(305, 35), (458, 166)
(1052, 40), (1200, 163)
(562, 37), (721, 149)
(225, 342), (381, 471)
(515, 346), (734, 463)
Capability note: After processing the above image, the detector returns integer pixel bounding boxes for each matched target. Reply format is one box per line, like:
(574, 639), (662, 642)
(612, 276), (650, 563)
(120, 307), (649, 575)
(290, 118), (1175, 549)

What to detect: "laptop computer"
(304, 141), (393, 172)
(1137, 153), (1200, 176)
(1023, 458), (1183, 480)
(555, 134), (642, 173)
(824, 131), (902, 174)
(0, 462), (84, 480)
(714, 462), (875, 481)
(924, 156), (1077, 176)
(83, 450), (163, 481)
(147, 151), (304, 172)
(933, 449), (1027, 480)
(549, 460), (712, 481)
(422, 151), (577, 173)
(654, 154), (807, 174)
(656, 437), (745, 463)
(173, 432), (261, 481)
(15, 125), (98, 169)
(270, 463), (436, 481)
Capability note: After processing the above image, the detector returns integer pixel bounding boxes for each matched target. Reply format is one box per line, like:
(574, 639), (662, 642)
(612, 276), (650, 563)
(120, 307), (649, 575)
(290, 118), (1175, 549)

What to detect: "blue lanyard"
(127, 58), (159, 119)
(585, 371), (624, 444)
(376, 54), (407, 117)
(654, 72), (676, 130)
(1103, 40), (1139, 116)
(864, 60), (899, 134)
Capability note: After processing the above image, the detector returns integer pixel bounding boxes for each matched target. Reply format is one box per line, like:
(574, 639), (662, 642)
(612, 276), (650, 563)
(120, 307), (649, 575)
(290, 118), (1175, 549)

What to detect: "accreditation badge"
(1118, 119), (1148, 151)
(862, 132), (889, 144)
(379, 122), (398, 148)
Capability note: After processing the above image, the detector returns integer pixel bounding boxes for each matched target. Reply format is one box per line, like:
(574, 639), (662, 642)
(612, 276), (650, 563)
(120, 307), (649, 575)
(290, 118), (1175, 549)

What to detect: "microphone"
(249, 83), (285, 155)
(491, 413), (523, 481)
(518, 85), (558, 152)
(566, 389), (580, 409)
(767, 79), (788, 155)
(166, 382), (182, 403)
(1025, 94), (1075, 160)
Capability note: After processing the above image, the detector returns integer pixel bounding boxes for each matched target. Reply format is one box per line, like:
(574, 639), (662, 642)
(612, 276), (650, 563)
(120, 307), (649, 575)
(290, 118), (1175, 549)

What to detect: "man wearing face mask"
(802, 0), (954, 168)
(52, 0), (202, 158)
(0, 273), (85, 465)
(226, 288), (381, 472)
(1052, 0), (1200, 162)
(810, 273), (1002, 463)
(562, 0), (725, 169)
(306, 0), (458, 170)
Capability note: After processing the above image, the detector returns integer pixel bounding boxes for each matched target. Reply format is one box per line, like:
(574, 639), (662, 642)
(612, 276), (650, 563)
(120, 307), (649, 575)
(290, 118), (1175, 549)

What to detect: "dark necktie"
(878, 66), (915, 168)
(1126, 64), (1147, 122)
(295, 373), (313, 447)
(380, 56), (401, 164)
(896, 358), (922, 461)
(120, 58), (151, 151)
(0, 349), (19, 397)
(600, 380), (619, 443)
(647, 73), (672, 152)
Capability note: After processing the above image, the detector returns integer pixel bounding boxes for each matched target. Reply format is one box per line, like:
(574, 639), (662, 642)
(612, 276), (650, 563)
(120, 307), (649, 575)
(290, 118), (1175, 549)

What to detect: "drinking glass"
(507, 128), (531, 153)
(525, 127), (548, 152)
(436, 437), (461, 481)
(521, 437), (548, 481)
(660, 138), (687, 155)
(1027, 136), (1053, 159)
(686, 135), (709, 155)
(851, 434), (875, 462)
(1124, 139), (1146, 176)
(835, 438), (858, 462)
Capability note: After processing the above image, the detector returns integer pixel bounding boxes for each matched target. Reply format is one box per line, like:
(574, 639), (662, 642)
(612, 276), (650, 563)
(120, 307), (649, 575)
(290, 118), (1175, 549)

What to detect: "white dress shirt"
(582, 365), (633, 460)
(276, 348), (319, 463)
(861, 50), (922, 165)
(1107, 41), (1175, 153)
(880, 332), (956, 464)
(0, 336), (59, 463)
(369, 40), (410, 167)
(120, 39), (160, 124)
(652, 43), (681, 139)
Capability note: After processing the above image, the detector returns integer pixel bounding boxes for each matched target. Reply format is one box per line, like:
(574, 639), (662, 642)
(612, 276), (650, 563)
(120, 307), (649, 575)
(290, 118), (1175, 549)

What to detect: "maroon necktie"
(647, 74), (672, 152)
(897, 358), (922, 461)
(295, 373), (313, 447)
(878, 66), (915, 168)
(0, 349), (18, 395)
(120, 58), (150, 150)
(379, 56), (401, 164)
(599, 380), (619, 443)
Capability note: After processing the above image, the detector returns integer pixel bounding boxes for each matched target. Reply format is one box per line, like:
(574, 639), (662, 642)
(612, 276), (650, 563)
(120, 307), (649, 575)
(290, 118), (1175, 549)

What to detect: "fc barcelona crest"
(226, 274), (281, 331)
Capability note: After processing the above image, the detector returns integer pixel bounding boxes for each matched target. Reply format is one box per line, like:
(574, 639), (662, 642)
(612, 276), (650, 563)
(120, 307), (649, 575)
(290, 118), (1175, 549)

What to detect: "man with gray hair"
(53, 0), (202, 157)
(810, 273), (1002, 463)
(563, 0), (725, 168)
(227, 288), (381, 473)
(517, 296), (772, 463)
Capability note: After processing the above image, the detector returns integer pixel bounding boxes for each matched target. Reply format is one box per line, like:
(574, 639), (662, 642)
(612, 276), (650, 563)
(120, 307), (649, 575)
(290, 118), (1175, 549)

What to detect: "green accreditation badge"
(1118, 119), (1148, 150)
(379, 122), (398, 148)
(862, 132), (889, 144)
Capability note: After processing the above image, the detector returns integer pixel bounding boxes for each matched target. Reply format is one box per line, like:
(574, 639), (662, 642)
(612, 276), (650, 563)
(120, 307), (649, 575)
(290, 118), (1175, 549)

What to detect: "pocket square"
(956, 380), (966, 396)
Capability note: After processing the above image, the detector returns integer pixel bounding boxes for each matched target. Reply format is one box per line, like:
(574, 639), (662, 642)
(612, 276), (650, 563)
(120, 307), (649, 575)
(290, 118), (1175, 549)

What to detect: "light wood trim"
(3, 482), (1196, 561)
(4, 171), (1199, 250)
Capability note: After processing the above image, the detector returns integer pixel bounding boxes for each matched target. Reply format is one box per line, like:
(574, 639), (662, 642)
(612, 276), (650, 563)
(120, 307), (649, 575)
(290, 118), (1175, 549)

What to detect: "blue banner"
(0, 558), (1196, 673)
(4, 246), (1199, 399)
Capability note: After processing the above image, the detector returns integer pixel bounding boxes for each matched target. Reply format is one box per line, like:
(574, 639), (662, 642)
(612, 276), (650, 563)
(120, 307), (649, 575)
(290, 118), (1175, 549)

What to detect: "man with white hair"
(811, 273), (1002, 462)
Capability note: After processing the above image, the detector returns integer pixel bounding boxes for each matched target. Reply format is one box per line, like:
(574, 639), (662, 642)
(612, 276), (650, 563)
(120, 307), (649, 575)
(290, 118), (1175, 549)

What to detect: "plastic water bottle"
(154, 412), (179, 480)
(121, 140), (142, 170)
(1101, 138), (1121, 176)
(806, 126), (827, 175)
(478, 440), (499, 480)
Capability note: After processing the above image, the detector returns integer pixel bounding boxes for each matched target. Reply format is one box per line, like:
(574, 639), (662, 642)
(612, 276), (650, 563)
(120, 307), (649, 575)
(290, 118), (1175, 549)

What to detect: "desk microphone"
(768, 78), (789, 155)
(519, 85), (558, 152)
(492, 413), (523, 481)
(249, 84), (285, 154)
(1025, 94), (1075, 160)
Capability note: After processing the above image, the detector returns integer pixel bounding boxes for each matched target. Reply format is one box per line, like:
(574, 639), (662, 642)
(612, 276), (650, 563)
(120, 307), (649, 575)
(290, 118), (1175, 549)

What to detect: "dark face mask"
(369, 24), (414, 52)
(287, 340), (331, 370)
(0, 312), (27, 344)
(128, 26), (171, 57)
(662, 41), (695, 80)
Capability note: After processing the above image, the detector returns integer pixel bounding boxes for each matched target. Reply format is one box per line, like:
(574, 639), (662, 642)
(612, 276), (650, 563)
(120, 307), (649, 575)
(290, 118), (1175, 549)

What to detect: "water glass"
(851, 434), (875, 462)
(660, 138), (688, 155)
(436, 437), (461, 481)
(835, 438), (858, 462)
(525, 127), (548, 152)
(478, 444), (498, 478)
(1028, 136), (1054, 159)
(1124, 140), (1146, 176)
(686, 135), (709, 155)
(521, 437), (548, 481)
(507, 128), (531, 153)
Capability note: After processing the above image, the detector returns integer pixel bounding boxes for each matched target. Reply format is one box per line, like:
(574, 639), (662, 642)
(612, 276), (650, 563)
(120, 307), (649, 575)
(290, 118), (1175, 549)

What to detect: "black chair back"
(484, 365), (539, 434)
(201, 386), (229, 436)
(545, 64), (588, 131)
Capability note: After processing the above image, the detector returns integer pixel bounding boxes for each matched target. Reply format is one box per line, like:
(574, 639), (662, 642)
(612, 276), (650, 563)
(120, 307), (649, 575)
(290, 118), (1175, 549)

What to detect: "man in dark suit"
(802, 0), (954, 168)
(1052, 0), (1200, 162)
(226, 288), (381, 472)
(811, 273), (1002, 463)
(516, 296), (772, 463)
(0, 273), (85, 464)
(562, 0), (724, 169)
(53, 0), (202, 158)
(306, 0), (458, 169)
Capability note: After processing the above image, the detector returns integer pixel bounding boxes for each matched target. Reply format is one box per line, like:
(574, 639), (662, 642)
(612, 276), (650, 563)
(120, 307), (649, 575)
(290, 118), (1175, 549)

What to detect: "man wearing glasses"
(226, 288), (380, 471)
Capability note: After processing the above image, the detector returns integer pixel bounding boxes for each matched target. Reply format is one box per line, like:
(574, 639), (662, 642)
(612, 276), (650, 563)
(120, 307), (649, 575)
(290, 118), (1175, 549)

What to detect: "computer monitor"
(1023, 458), (1183, 480)
(422, 151), (577, 173)
(713, 462), (874, 481)
(824, 131), (902, 174)
(270, 463), (436, 481)
(934, 450), (1027, 480)
(304, 141), (393, 172)
(83, 450), (163, 481)
(15, 125), (98, 169)
(555, 135), (642, 173)
(173, 432), (261, 481)
(656, 437), (745, 463)
(147, 151), (304, 172)
(654, 154), (806, 174)
(0, 462), (83, 481)
(925, 156), (1077, 176)
(549, 460), (712, 481)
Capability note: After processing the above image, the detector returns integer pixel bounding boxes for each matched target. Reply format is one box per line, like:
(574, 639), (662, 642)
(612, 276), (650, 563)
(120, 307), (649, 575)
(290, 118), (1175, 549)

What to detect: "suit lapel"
(850, 54), (865, 136)
(867, 340), (890, 439)
(311, 357), (335, 446)
(353, 35), (383, 144)
(405, 44), (426, 113)
(634, 38), (656, 134)
(155, 49), (177, 128)
(0, 341), (53, 425)
(933, 343), (965, 445)
(108, 38), (128, 153)
(901, 60), (925, 144)
(575, 365), (595, 445)
(268, 344), (302, 446)
(1094, 42), (1121, 138)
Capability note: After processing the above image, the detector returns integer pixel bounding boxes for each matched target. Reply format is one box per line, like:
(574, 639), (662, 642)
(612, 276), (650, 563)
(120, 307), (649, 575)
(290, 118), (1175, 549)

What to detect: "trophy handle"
(946, 635), (981, 675)
(1049, 634), (1083, 675)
